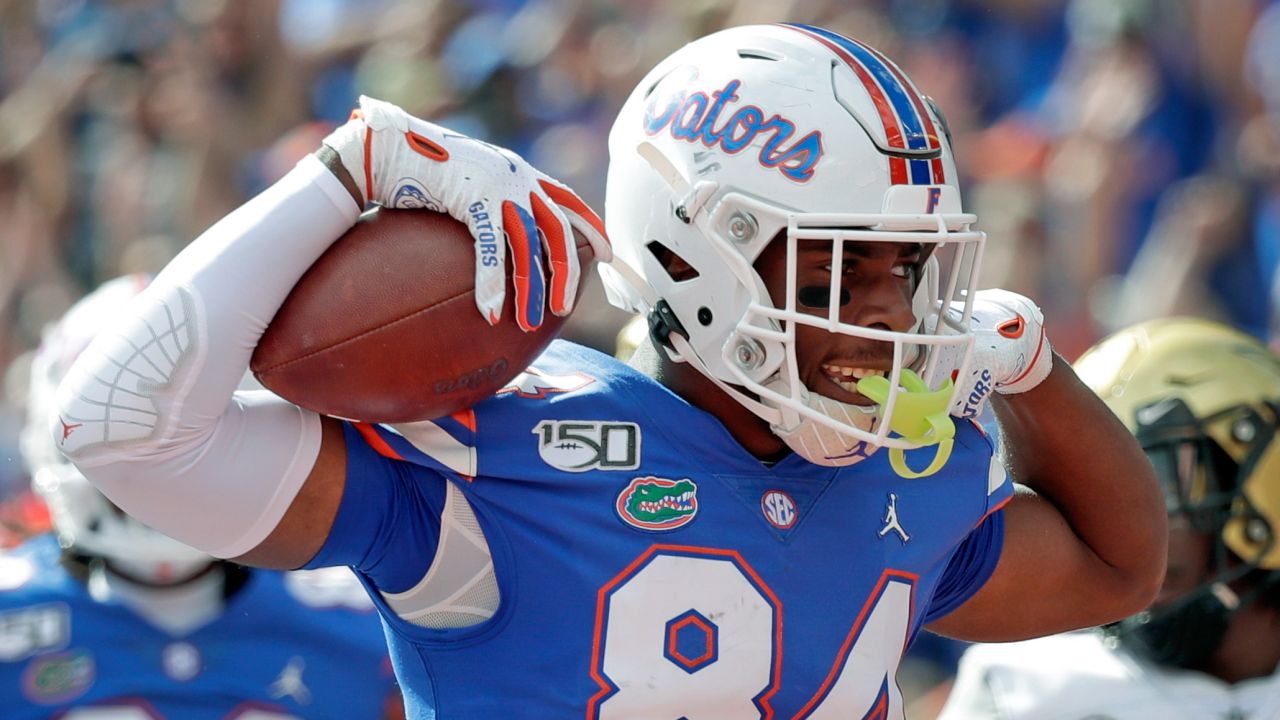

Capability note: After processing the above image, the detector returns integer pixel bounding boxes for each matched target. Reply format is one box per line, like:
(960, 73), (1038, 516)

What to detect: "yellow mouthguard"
(855, 369), (955, 479)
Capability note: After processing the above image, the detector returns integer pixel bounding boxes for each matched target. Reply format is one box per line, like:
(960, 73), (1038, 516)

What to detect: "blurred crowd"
(3, 1), (1280, 716)
(0, 0), (1278, 617)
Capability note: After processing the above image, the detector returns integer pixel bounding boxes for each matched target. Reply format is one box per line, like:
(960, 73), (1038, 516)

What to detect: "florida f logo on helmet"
(601, 24), (986, 476)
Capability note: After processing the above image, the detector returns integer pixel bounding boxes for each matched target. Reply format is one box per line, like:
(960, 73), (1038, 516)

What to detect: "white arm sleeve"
(53, 155), (362, 558)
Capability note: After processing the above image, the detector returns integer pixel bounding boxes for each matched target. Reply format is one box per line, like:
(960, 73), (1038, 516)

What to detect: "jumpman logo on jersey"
(269, 656), (312, 705)
(878, 493), (910, 543)
(58, 417), (83, 443)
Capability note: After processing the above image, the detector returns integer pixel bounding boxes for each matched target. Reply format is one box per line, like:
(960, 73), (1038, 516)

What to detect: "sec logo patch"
(761, 490), (798, 530)
(163, 641), (203, 682)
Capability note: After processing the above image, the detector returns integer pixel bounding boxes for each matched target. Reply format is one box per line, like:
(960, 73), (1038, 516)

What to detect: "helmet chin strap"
(761, 380), (883, 467)
(602, 252), (786, 425)
(667, 331), (785, 425)
(669, 329), (885, 470)
(672, 331), (956, 476)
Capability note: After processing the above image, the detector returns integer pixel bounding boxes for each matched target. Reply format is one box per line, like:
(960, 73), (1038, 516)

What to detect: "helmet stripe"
(854, 38), (947, 182)
(782, 23), (908, 184)
(801, 25), (932, 151)
(783, 24), (944, 185)
(910, 158), (932, 184)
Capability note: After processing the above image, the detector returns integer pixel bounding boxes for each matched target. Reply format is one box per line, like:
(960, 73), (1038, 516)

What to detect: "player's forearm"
(992, 356), (1167, 612)
(57, 155), (359, 461)
(51, 155), (360, 557)
(145, 154), (360, 427)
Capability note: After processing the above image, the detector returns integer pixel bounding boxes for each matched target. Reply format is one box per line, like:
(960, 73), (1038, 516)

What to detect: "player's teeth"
(824, 364), (885, 377)
(839, 380), (859, 393)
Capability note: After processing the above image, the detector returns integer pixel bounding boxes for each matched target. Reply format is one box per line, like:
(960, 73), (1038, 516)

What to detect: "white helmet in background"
(600, 24), (984, 466)
(20, 274), (215, 585)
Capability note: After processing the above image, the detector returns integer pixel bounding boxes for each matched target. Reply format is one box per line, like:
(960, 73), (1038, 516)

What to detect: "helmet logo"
(926, 187), (942, 213)
(643, 79), (824, 183)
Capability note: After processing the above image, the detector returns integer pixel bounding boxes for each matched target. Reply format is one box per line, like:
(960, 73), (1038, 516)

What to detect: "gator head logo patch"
(616, 476), (698, 531)
(22, 649), (94, 704)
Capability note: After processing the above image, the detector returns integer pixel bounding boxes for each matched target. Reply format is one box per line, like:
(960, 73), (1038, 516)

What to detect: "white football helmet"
(20, 274), (215, 585)
(600, 24), (983, 467)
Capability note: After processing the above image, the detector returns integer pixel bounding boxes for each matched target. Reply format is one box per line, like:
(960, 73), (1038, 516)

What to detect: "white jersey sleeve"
(53, 155), (361, 558)
(939, 631), (1280, 720)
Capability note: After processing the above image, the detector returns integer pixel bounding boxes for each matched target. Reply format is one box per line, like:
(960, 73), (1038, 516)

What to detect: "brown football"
(251, 208), (593, 422)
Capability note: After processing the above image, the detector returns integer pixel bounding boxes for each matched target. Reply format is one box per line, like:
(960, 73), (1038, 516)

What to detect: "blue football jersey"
(311, 340), (1012, 719)
(0, 534), (397, 719)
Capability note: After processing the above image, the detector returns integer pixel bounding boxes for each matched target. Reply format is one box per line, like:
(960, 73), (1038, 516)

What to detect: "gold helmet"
(1075, 317), (1280, 570)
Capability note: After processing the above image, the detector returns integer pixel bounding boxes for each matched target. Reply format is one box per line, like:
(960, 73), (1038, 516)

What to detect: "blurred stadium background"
(0, 0), (1278, 714)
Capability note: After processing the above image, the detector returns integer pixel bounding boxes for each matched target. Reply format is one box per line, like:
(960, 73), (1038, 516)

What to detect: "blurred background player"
(3, 274), (403, 719)
(939, 317), (1280, 719)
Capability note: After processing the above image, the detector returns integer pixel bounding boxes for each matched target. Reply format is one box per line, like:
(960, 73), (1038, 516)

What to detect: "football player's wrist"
(320, 115), (371, 207)
(314, 144), (364, 211)
(995, 332), (1053, 395)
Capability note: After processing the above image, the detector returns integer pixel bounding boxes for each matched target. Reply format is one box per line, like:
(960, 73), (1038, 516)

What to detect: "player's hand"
(925, 289), (1053, 419)
(322, 96), (610, 332)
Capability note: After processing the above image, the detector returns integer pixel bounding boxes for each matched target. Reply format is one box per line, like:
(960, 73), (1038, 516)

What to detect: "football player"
(5, 275), (403, 719)
(940, 318), (1280, 720)
(50, 25), (1165, 718)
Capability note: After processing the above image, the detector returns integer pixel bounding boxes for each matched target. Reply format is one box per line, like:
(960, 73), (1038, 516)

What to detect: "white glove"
(927, 289), (1053, 419)
(322, 96), (611, 332)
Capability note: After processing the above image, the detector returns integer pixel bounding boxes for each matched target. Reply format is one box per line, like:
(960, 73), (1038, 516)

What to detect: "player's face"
(755, 237), (921, 405)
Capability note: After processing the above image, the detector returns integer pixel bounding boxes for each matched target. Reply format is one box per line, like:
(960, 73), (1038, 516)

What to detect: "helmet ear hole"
(646, 241), (701, 282)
